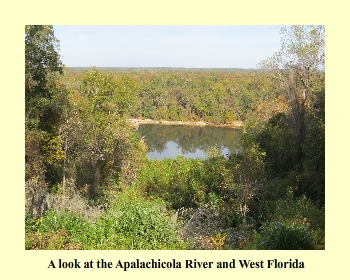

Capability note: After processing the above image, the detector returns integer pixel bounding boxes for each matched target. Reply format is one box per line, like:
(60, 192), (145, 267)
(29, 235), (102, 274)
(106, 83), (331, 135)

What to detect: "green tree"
(259, 25), (325, 163)
(25, 25), (64, 130)
(25, 25), (66, 182)
(80, 68), (139, 116)
(257, 26), (325, 205)
(61, 69), (145, 196)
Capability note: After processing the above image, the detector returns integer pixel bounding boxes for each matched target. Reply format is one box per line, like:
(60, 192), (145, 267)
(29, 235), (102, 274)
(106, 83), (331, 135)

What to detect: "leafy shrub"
(135, 154), (244, 231)
(99, 187), (188, 249)
(135, 157), (207, 209)
(247, 222), (315, 250)
(248, 193), (324, 250)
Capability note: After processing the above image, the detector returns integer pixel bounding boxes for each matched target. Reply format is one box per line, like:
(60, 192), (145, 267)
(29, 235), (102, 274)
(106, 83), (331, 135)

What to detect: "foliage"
(252, 26), (325, 205)
(80, 68), (139, 115)
(25, 230), (82, 250)
(64, 68), (271, 124)
(59, 69), (147, 196)
(25, 25), (66, 184)
(25, 130), (47, 180)
(135, 157), (207, 209)
(25, 25), (64, 127)
(226, 134), (266, 223)
(299, 109), (325, 204)
(205, 147), (223, 159)
(259, 25), (325, 166)
(268, 194), (324, 228)
(25, 187), (188, 250)
(210, 232), (227, 250)
(104, 187), (187, 249)
(242, 188), (324, 250)
(248, 222), (315, 250)
(256, 113), (298, 179)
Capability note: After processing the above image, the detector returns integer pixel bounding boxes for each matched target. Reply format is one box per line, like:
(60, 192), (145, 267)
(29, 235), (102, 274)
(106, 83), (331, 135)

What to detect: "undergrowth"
(25, 187), (188, 250)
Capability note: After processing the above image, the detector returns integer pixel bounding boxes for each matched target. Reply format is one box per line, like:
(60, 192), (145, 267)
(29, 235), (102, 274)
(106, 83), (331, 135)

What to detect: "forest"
(25, 25), (325, 250)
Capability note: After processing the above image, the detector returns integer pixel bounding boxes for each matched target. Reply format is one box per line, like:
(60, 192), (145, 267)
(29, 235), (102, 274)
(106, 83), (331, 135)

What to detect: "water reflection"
(137, 124), (242, 160)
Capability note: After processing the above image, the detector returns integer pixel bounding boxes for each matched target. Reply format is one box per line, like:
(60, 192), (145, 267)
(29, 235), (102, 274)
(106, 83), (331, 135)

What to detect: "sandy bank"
(137, 119), (243, 129)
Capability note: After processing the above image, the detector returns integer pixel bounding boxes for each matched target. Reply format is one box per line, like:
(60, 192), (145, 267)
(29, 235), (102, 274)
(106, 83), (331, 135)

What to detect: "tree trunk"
(62, 137), (67, 196)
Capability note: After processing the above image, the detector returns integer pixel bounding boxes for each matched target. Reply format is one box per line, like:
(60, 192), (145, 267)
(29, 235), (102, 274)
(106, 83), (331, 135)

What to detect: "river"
(137, 124), (242, 160)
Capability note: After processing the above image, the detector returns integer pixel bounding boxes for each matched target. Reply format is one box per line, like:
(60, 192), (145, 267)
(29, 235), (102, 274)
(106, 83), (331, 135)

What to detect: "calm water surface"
(137, 124), (242, 160)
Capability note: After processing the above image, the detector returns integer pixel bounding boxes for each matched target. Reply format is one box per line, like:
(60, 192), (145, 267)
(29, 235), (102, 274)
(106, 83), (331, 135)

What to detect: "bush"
(135, 157), (207, 209)
(247, 222), (315, 250)
(101, 187), (188, 249)
(247, 193), (324, 250)
(265, 193), (325, 230)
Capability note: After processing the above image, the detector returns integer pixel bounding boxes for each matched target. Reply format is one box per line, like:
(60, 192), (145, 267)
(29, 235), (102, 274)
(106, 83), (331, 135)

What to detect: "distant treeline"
(62, 67), (284, 125)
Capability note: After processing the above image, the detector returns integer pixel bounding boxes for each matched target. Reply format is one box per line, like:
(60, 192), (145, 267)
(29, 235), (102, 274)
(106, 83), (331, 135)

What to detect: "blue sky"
(53, 25), (286, 69)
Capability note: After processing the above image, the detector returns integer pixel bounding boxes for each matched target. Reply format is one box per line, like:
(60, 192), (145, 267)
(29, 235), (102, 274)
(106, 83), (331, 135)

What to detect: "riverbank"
(137, 119), (243, 129)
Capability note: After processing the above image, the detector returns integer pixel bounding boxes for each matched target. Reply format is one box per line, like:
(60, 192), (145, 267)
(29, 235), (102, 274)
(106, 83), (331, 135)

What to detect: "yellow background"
(1, 1), (345, 279)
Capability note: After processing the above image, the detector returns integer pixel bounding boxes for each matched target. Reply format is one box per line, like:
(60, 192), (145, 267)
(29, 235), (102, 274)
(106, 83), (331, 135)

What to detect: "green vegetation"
(26, 187), (187, 249)
(25, 25), (325, 250)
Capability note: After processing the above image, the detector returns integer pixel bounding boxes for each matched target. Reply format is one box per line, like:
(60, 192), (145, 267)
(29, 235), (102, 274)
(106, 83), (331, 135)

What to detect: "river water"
(137, 124), (242, 160)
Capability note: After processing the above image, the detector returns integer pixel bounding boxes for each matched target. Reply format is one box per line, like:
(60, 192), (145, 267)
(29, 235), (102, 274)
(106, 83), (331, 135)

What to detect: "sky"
(53, 25), (286, 69)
